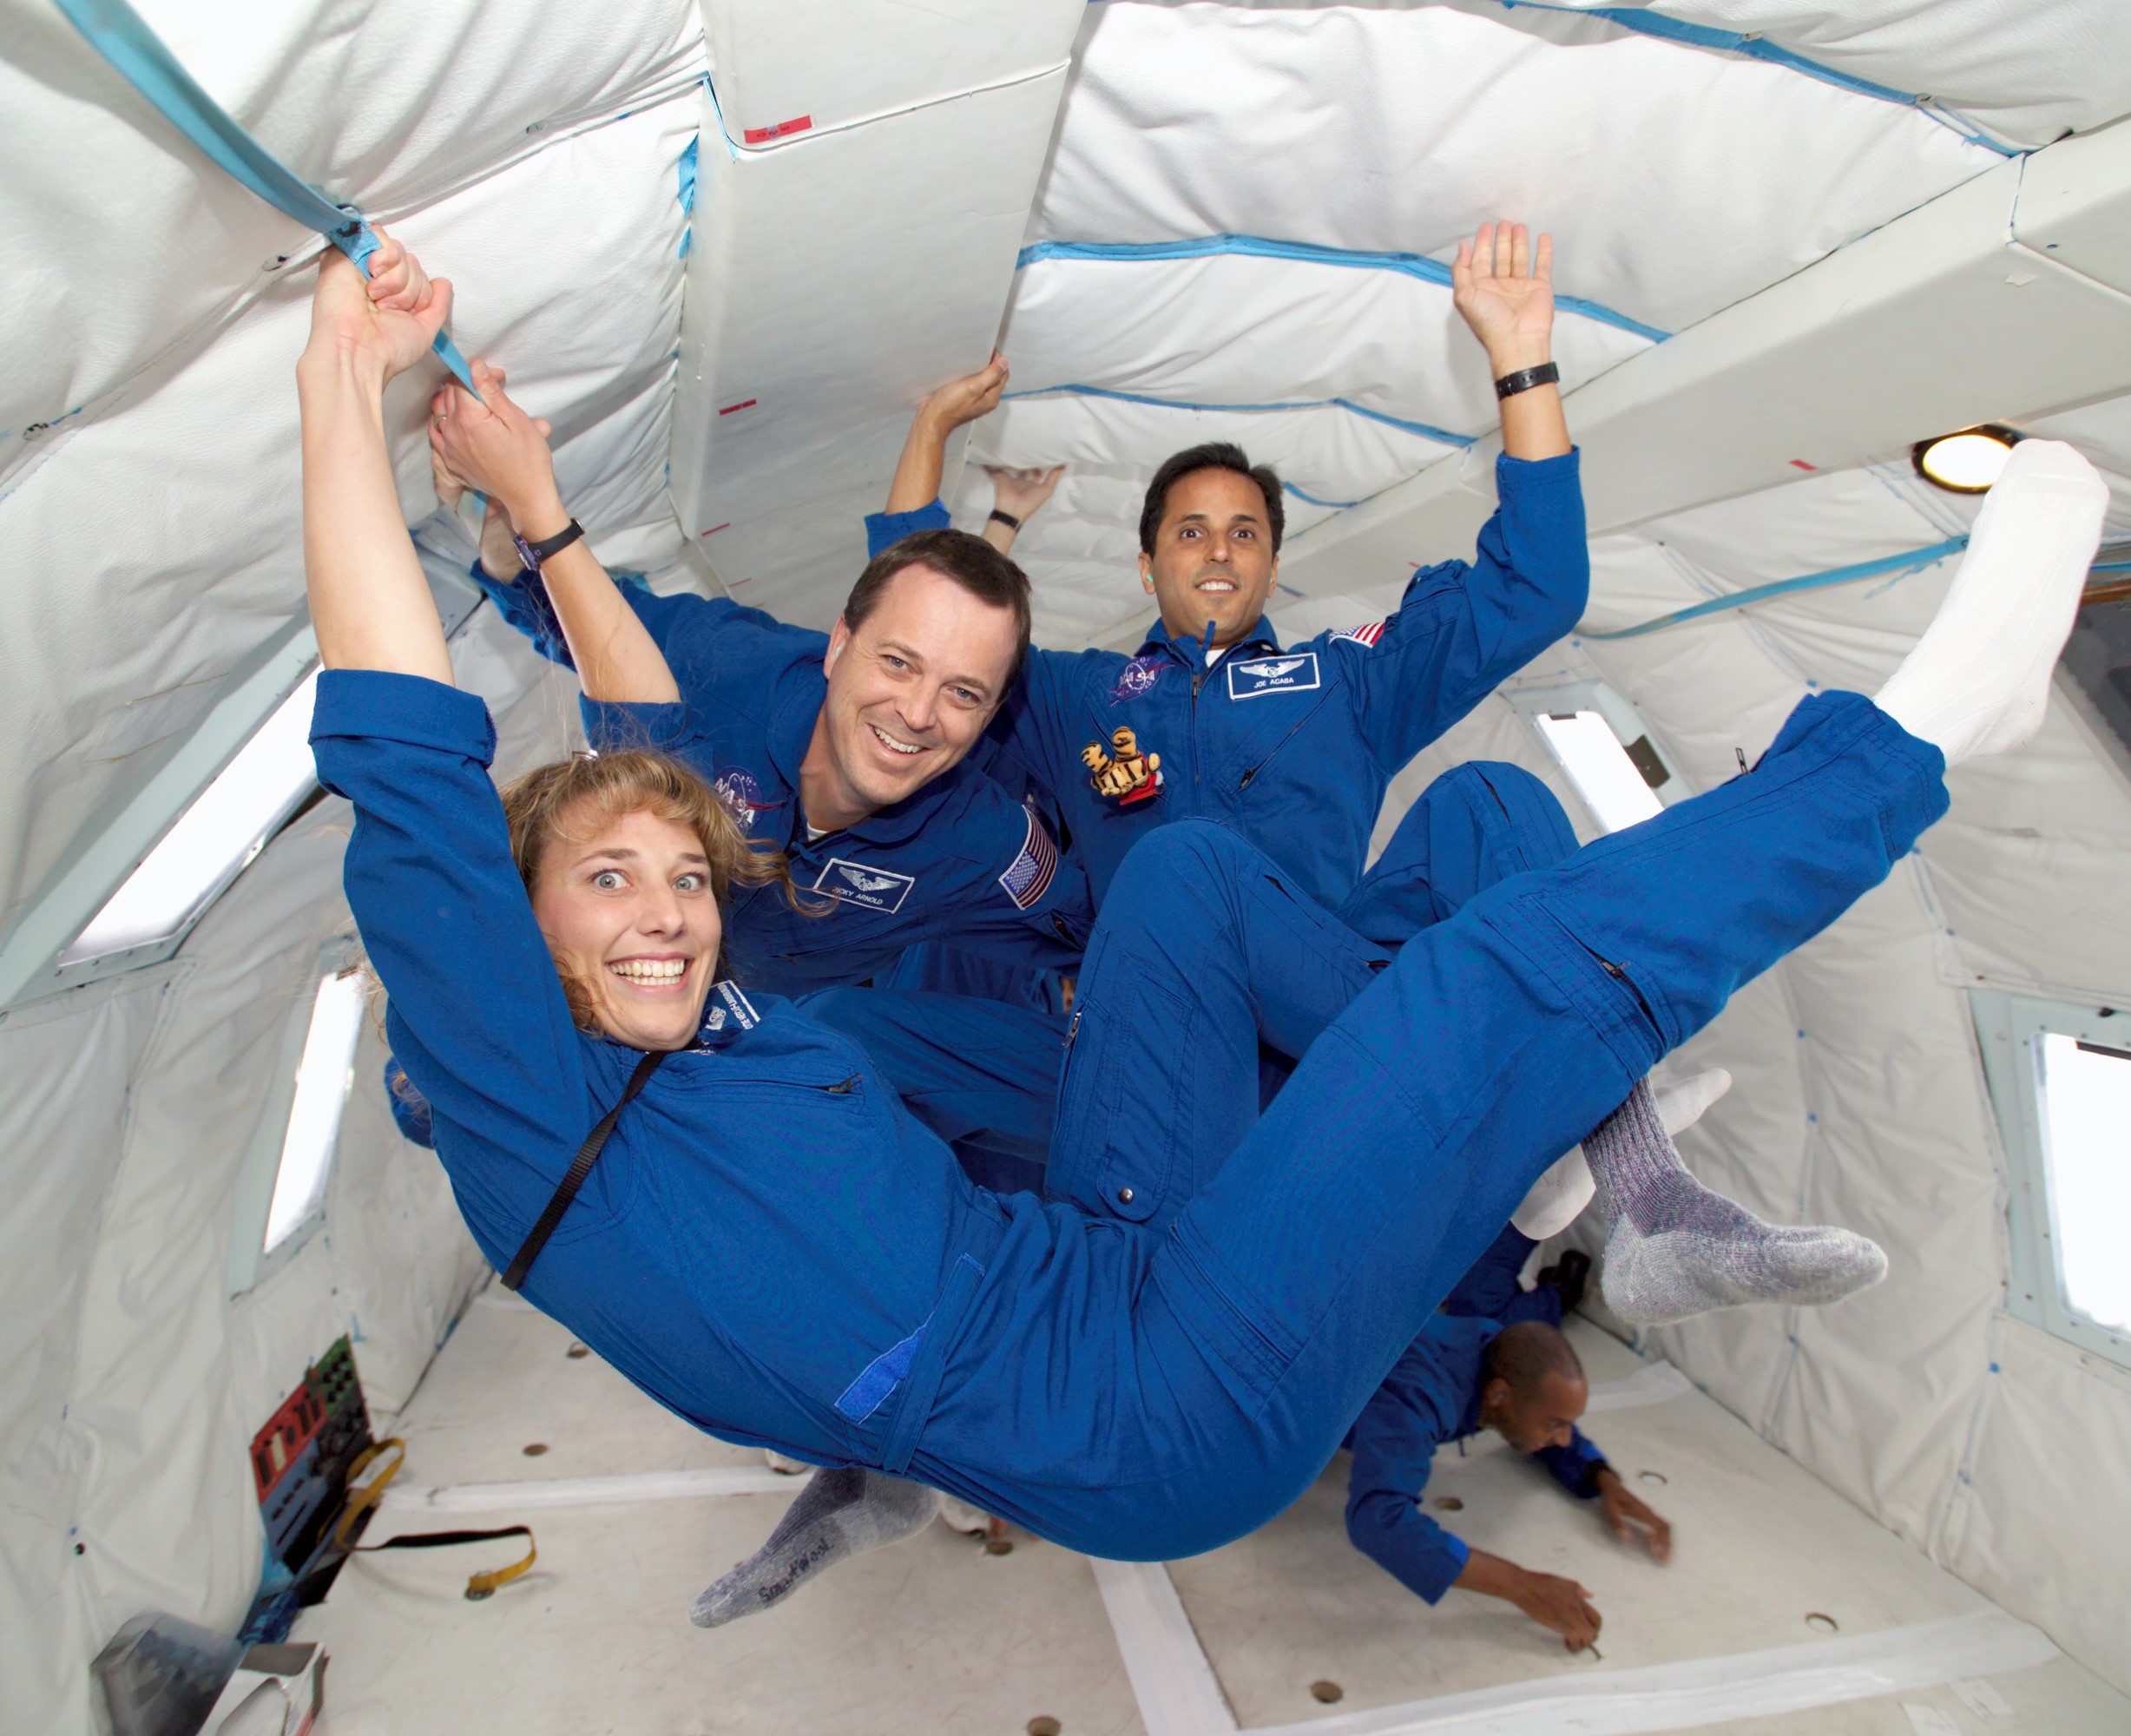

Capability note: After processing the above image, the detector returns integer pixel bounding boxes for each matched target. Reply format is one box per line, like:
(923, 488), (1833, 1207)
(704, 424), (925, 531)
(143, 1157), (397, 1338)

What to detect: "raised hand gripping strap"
(54, 0), (478, 391)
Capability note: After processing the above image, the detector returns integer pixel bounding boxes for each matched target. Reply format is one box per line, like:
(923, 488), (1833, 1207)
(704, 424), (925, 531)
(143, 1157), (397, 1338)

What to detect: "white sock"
(1875, 439), (2108, 767)
(1510, 1069), (1732, 1240)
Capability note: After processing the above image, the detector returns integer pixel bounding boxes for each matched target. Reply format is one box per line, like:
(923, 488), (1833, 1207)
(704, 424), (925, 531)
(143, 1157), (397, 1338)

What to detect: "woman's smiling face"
(529, 802), (722, 1050)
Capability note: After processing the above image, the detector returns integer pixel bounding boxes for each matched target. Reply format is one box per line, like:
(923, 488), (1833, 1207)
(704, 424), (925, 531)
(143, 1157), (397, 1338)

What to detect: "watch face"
(511, 532), (539, 571)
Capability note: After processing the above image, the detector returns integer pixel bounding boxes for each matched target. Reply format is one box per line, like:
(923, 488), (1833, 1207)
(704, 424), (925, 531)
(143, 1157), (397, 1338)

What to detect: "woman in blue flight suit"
(303, 235), (2009, 1564)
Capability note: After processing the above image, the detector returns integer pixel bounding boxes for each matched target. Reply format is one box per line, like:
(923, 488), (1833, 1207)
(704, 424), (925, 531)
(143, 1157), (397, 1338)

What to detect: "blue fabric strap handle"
(54, 0), (478, 391)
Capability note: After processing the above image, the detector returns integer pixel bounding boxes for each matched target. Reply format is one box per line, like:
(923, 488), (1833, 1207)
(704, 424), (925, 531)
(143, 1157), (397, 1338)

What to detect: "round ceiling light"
(1912, 425), (2020, 493)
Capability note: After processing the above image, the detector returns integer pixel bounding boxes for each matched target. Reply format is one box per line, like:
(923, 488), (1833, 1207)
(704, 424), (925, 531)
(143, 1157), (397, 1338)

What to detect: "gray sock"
(1587, 1081), (1887, 1327)
(689, 1468), (940, 1628)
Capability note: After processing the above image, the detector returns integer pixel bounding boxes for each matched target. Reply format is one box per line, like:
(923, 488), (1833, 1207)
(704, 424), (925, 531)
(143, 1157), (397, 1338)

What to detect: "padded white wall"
(0, 605), (593, 1735)
(0, 2), (706, 1725)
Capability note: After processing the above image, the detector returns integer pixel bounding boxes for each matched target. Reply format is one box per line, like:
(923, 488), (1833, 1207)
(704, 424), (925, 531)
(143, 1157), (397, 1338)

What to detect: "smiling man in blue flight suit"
(869, 220), (1586, 916)
(424, 363), (1095, 999)
(1346, 1317), (1672, 1651)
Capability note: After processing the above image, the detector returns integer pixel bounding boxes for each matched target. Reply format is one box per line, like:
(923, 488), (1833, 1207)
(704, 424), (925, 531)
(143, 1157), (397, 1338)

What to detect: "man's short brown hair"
(845, 529), (1032, 683)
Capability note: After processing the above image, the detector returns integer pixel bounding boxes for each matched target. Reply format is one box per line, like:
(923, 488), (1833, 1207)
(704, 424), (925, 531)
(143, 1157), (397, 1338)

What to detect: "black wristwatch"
(1493, 362), (1560, 401)
(988, 508), (1023, 531)
(512, 517), (585, 571)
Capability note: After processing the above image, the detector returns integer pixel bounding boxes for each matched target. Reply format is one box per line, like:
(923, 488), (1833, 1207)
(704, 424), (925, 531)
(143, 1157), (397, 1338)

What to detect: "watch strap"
(1493, 362), (1560, 401)
(512, 517), (585, 571)
(988, 509), (1023, 531)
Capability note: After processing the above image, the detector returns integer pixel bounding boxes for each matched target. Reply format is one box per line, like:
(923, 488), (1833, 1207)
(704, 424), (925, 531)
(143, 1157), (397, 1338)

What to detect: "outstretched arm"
(885, 352), (1010, 513)
(981, 464), (1064, 554)
(1450, 220), (1571, 463)
(430, 362), (680, 705)
(299, 236), (456, 681)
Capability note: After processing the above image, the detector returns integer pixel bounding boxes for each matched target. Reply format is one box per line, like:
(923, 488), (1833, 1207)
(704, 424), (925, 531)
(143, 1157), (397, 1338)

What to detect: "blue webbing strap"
(54, 0), (479, 391)
(1584, 536), (1969, 641)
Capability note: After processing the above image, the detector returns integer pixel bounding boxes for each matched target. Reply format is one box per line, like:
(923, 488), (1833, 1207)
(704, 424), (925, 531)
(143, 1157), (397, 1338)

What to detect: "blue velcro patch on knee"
(835, 1319), (930, 1423)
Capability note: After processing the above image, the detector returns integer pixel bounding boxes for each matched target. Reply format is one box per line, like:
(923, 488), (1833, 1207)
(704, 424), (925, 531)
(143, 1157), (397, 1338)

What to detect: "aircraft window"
(1532, 710), (1665, 832)
(61, 668), (321, 967)
(2035, 1034), (2131, 1337)
(1970, 991), (2131, 1371)
(262, 966), (366, 1258)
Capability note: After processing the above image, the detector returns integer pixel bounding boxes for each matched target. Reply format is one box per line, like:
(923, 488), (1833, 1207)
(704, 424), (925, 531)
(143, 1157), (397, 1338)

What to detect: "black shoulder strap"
(501, 1049), (668, 1292)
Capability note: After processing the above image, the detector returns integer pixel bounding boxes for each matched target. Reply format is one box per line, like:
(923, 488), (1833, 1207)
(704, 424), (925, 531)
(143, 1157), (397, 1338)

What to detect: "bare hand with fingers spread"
(1448, 218), (1570, 462)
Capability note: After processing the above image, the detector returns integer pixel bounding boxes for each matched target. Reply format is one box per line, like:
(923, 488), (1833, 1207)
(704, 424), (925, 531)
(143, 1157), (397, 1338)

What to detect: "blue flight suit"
(1344, 1315), (1608, 1603)
(468, 561), (1095, 995)
(807, 753), (1583, 1226)
(1439, 1221), (1559, 1328)
(316, 666), (1943, 1562)
(866, 449), (1588, 912)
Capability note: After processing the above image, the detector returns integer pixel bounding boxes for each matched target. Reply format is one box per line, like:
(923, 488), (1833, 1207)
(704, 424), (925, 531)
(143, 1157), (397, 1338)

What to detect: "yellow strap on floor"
(335, 1436), (538, 1600)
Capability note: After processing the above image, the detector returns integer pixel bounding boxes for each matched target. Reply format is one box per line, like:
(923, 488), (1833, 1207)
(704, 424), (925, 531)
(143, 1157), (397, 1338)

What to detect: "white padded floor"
(297, 1289), (2129, 1736)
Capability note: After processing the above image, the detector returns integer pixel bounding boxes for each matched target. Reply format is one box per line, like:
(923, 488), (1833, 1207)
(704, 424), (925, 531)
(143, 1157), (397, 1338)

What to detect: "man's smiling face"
(1141, 466), (1279, 651)
(811, 562), (1017, 825)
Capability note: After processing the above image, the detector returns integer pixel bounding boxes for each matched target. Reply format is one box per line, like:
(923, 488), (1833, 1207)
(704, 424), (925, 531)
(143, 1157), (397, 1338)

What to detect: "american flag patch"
(997, 806), (1060, 910)
(1332, 620), (1386, 648)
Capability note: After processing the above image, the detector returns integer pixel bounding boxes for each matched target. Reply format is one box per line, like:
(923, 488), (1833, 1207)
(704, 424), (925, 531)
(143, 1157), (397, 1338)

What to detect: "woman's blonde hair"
(498, 749), (799, 1026)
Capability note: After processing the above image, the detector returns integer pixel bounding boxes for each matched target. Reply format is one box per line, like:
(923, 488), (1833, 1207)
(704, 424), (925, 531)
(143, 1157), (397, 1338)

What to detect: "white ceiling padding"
(705, 0), (1082, 141)
(0, 90), (696, 932)
(0, 0), (701, 490)
(2032, 391), (2131, 482)
(999, 247), (1653, 444)
(1122, 0), (2131, 151)
(1041, 3), (1997, 337)
(670, 4), (1083, 623)
(1283, 133), (2131, 595)
(1536, 0), (2131, 149)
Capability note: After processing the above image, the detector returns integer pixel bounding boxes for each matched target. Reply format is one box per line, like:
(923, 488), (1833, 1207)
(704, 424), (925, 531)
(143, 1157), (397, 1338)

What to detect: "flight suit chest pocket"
(1220, 669), (1337, 795)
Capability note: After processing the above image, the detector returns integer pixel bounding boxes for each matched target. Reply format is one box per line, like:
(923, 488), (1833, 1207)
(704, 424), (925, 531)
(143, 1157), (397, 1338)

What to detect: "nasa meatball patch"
(813, 858), (918, 914)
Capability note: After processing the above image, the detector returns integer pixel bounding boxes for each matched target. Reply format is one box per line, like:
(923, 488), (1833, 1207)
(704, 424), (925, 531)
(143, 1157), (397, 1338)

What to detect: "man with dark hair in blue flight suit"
(422, 361), (1096, 1000)
(1345, 1317), (1671, 1651)
(868, 220), (1584, 921)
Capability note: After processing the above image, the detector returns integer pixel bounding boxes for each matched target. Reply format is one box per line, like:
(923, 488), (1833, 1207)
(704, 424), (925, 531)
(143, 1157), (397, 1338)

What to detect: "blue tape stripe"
(1497, 3), (2020, 156)
(1017, 235), (1671, 345)
(1284, 481), (1365, 510)
(1005, 382), (1475, 449)
(1585, 536), (1968, 640)
(54, 0), (478, 390)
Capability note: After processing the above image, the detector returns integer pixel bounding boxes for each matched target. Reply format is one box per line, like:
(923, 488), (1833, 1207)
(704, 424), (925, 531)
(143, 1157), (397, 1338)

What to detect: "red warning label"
(743, 115), (813, 144)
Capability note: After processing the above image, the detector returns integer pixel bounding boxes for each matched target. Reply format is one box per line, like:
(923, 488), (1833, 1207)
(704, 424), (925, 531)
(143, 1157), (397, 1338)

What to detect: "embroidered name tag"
(1227, 650), (1320, 700)
(700, 980), (761, 1034)
(814, 858), (917, 914)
